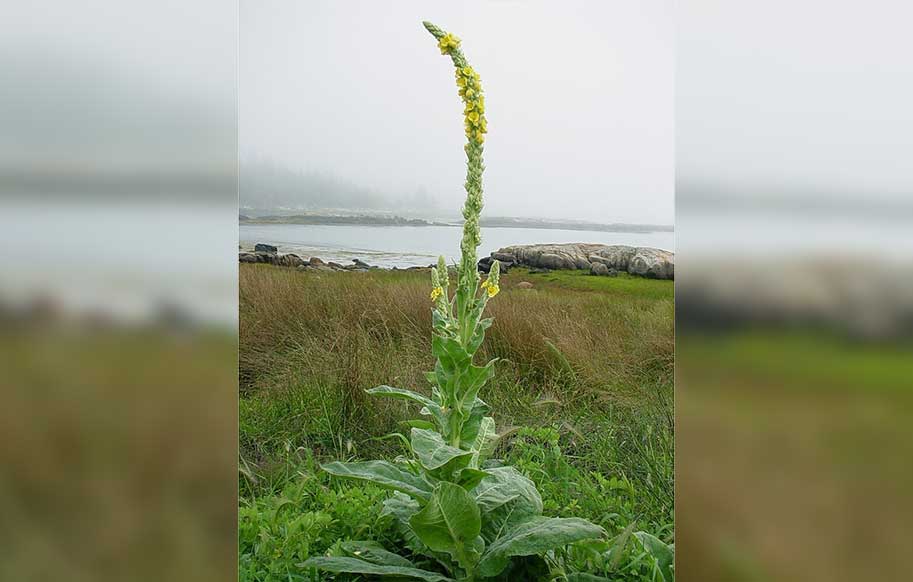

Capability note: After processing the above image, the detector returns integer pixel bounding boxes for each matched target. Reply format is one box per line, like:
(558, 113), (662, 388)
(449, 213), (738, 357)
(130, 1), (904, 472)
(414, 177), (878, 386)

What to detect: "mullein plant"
(304, 22), (604, 581)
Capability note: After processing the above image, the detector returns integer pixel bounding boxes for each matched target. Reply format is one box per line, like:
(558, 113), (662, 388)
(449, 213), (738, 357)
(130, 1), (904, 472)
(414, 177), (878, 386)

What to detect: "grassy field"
(239, 264), (675, 581)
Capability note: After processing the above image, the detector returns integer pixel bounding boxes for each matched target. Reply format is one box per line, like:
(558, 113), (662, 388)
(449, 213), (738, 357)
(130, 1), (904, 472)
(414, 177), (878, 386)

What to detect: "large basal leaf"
(477, 516), (606, 578)
(467, 416), (497, 468)
(473, 466), (542, 515)
(382, 493), (455, 564)
(382, 493), (426, 554)
(635, 532), (674, 582)
(337, 540), (413, 568)
(301, 556), (453, 582)
(321, 460), (432, 501)
(409, 481), (484, 570)
(411, 428), (473, 477)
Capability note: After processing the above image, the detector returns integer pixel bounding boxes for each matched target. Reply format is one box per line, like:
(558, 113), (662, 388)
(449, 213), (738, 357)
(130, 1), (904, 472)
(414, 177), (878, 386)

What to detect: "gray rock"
(239, 252), (258, 263)
(488, 243), (673, 280)
(352, 258), (371, 268)
(254, 243), (278, 254)
(309, 257), (325, 266)
(538, 253), (576, 270)
(278, 253), (304, 268)
(590, 262), (609, 276)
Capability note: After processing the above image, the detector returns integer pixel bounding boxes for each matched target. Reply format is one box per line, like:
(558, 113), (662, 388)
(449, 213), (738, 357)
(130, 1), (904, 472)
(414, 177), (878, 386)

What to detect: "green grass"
(521, 268), (674, 302)
(239, 264), (675, 580)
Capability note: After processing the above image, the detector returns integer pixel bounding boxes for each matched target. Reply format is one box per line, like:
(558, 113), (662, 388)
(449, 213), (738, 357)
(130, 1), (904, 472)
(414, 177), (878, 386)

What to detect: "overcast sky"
(241, 1), (673, 224)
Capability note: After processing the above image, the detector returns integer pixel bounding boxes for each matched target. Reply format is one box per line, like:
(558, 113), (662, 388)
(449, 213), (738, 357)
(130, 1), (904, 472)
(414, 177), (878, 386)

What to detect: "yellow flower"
(479, 117), (488, 133)
(486, 284), (499, 298)
(438, 33), (461, 54)
(475, 130), (485, 143)
(456, 76), (467, 88)
(461, 66), (474, 78)
(467, 110), (480, 125)
(430, 286), (444, 301)
(481, 280), (489, 288)
(477, 96), (485, 112)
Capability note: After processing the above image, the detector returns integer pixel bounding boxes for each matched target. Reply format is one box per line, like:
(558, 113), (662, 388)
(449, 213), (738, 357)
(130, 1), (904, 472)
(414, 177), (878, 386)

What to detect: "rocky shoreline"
(240, 242), (674, 279)
(239, 244), (382, 272)
(480, 243), (674, 279)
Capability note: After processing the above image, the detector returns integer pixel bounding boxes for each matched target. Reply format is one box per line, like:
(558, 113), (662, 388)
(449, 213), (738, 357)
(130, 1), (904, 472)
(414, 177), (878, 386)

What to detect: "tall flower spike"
(423, 21), (489, 344)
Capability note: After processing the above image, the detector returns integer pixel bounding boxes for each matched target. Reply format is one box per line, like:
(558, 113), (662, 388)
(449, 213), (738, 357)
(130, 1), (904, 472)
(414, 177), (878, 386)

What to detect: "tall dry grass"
(240, 263), (673, 466)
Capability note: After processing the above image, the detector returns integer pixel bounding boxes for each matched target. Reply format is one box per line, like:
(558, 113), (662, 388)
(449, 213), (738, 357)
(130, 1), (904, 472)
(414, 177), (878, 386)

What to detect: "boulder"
(516, 281), (534, 289)
(278, 253), (304, 268)
(254, 243), (278, 254)
(477, 256), (512, 273)
(239, 252), (258, 263)
(628, 248), (674, 279)
(487, 243), (673, 280)
(590, 262), (609, 276)
(309, 257), (325, 266)
(352, 258), (371, 268)
(538, 253), (576, 270)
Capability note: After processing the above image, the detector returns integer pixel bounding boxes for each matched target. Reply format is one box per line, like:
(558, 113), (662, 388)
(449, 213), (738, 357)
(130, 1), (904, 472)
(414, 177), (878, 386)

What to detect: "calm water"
(240, 223), (675, 268)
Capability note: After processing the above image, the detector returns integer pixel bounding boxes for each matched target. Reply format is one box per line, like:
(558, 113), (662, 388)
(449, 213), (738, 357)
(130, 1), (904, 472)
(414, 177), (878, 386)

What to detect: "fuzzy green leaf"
(411, 428), (473, 477)
(635, 532), (674, 582)
(321, 460), (432, 501)
(409, 482), (484, 570)
(432, 334), (471, 372)
(477, 516), (606, 577)
(473, 466), (542, 515)
(367, 385), (440, 411)
(468, 317), (493, 353)
(458, 398), (491, 446)
(467, 416), (497, 468)
(338, 540), (413, 567)
(456, 467), (490, 490)
(302, 556), (453, 581)
(402, 419), (437, 431)
(454, 360), (496, 416)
